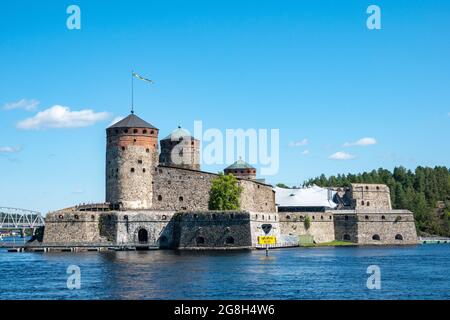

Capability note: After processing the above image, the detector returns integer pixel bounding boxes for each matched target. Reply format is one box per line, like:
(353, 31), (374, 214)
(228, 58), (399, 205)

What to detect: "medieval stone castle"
(41, 113), (418, 249)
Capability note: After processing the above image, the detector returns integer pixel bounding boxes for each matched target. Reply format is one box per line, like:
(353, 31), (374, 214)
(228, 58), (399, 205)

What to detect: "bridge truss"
(0, 207), (45, 230)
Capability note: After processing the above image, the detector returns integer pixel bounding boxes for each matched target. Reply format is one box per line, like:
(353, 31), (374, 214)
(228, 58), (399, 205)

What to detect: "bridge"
(0, 207), (45, 235)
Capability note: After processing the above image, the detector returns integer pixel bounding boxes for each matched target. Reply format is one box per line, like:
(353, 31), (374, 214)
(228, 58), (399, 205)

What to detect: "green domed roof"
(225, 158), (255, 170)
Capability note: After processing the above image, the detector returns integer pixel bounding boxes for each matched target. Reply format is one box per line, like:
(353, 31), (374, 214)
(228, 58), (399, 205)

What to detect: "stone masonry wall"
(152, 165), (276, 212)
(333, 210), (418, 245)
(278, 212), (335, 243)
(43, 211), (108, 244)
(173, 211), (253, 249)
(350, 183), (392, 211)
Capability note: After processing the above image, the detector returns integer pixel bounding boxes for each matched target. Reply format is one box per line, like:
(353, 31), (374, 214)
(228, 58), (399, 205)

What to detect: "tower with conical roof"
(159, 126), (200, 170)
(105, 113), (159, 209)
(224, 158), (256, 180)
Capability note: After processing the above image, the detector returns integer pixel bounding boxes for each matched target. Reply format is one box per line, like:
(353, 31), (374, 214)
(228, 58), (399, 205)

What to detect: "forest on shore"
(301, 166), (450, 237)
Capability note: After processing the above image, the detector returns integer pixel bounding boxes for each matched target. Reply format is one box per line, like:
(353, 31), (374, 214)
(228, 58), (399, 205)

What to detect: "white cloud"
(109, 116), (125, 126)
(16, 105), (110, 130)
(343, 137), (377, 147)
(3, 98), (39, 111)
(289, 138), (309, 147)
(329, 151), (355, 160)
(0, 146), (21, 153)
(301, 150), (310, 155)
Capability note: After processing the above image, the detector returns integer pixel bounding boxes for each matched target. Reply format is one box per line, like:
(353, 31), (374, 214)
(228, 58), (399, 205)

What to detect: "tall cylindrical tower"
(159, 126), (200, 170)
(106, 113), (159, 209)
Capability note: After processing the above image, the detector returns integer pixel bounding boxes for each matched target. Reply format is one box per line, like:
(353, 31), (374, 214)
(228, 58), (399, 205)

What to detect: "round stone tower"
(159, 126), (200, 170)
(106, 113), (159, 210)
(224, 158), (256, 180)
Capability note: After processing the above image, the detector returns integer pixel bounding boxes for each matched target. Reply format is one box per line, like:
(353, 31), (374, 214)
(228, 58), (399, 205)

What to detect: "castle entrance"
(138, 228), (149, 243)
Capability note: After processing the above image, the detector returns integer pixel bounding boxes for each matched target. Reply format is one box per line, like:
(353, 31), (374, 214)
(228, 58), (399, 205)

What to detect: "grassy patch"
(300, 240), (355, 247)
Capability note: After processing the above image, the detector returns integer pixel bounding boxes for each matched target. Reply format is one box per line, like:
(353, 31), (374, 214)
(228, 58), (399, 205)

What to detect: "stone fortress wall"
(152, 165), (276, 213)
(278, 212), (335, 243)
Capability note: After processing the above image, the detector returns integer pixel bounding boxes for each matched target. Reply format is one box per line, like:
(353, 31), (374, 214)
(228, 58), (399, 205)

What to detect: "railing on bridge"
(0, 207), (45, 230)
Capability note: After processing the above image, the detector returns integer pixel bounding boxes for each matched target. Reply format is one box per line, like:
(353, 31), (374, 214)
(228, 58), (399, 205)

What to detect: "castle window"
(312, 216), (315, 220)
(191, 141), (194, 145)
(321, 216), (324, 220)
(179, 196), (184, 202)
(257, 185), (260, 189)
(365, 215), (369, 220)
(376, 186), (380, 190)
(329, 216), (332, 220)
(367, 201), (370, 206)
(372, 234), (381, 241)
(162, 215), (167, 220)
(143, 130), (147, 134)
(262, 215), (264, 220)
(74, 214), (79, 220)
(130, 168), (135, 173)
(158, 195), (162, 201)
(225, 236), (235, 245)
(230, 213), (234, 219)
(115, 130), (119, 134)
(361, 200), (365, 205)
(146, 148), (150, 153)
(343, 234), (351, 241)
(91, 215), (95, 220)
(151, 130), (154, 134)
(124, 215), (128, 220)
(138, 160), (143, 164)
(395, 234), (403, 240)
(133, 139), (137, 142)
(196, 237), (205, 245)
(345, 215), (349, 221)
(381, 215), (386, 220)
(122, 147), (125, 151)
(143, 168), (146, 173)
(133, 129), (138, 134)
(124, 129), (128, 133)
(286, 215), (290, 220)
(365, 186), (369, 190)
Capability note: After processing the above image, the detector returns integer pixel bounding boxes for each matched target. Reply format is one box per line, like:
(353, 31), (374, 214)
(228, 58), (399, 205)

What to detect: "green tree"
(208, 173), (243, 210)
(276, 183), (290, 189)
(304, 216), (311, 230)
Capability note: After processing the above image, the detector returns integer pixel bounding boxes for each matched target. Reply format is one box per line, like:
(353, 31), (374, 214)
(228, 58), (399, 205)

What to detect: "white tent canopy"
(274, 185), (338, 208)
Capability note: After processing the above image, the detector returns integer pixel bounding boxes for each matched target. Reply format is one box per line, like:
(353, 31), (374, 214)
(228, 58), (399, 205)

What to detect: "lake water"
(1, 244), (450, 300)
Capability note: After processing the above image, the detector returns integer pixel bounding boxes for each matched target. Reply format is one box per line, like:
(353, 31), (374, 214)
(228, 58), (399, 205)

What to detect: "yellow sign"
(258, 236), (276, 245)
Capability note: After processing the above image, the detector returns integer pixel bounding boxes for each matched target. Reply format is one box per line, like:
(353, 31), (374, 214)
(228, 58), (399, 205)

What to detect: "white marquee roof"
(274, 185), (338, 208)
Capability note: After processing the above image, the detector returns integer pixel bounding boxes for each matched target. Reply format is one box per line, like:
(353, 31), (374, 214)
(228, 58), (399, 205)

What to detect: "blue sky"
(1, 0), (449, 213)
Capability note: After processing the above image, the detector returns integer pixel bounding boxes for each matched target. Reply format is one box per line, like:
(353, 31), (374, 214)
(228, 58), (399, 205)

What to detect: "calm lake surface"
(1, 244), (450, 300)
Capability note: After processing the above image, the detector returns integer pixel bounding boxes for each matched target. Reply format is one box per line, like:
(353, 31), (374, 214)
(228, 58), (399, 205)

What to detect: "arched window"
(361, 200), (365, 205)
(196, 236), (205, 245)
(372, 234), (381, 241)
(158, 195), (162, 201)
(343, 234), (351, 241)
(143, 168), (146, 173)
(121, 146), (125, 151)
(146, 148), (150, 153)
(130, 168), (135, 173)
(395, 234), (403, 240)
(365, 186), (369, 190)
(161, 215), (167, 220)
(367, 201), (370, 206)
(150, 130), (154, 134)
(365, 215), (369, 220)
(179, 196), (184, 202)
(321, 216), (324, 220)
(225, 236), (235, 245)
(381, 215), (386, 220)
(143, 130), (147, 134)
(133, 129), (138, 134)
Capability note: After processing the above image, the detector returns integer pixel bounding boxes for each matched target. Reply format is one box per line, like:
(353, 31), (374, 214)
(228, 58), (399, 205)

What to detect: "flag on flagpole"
(132, 71), (154, 84)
